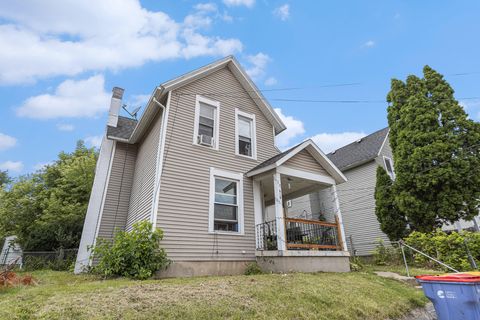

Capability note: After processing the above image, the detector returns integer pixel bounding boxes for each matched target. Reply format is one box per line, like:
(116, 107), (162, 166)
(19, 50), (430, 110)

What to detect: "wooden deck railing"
(256, 216), (343, 251)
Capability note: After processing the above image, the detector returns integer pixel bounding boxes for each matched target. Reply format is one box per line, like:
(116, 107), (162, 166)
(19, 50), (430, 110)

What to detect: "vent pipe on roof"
(107, 87), (124, 128)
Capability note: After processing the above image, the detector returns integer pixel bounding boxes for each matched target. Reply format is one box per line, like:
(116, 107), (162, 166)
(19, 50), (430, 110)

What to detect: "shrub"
(244, 262), (263, 275)
(372, 239), (403, 266)
(90, 221), (169, 280)
(404, 230), (478, 272)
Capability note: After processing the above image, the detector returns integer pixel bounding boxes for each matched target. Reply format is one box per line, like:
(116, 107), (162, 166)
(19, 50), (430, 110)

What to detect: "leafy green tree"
(387, 66), (480, 232)
(0, 170), (10, 187)
(374, 167), (408, 241)
(0, 141), (97, 251)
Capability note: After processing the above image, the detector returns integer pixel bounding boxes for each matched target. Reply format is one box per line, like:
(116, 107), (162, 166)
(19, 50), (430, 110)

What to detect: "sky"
(0, 0), (480, 176)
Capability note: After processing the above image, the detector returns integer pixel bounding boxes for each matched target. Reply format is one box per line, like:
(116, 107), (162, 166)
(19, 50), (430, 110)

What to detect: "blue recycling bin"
(416, 273), (480, 320)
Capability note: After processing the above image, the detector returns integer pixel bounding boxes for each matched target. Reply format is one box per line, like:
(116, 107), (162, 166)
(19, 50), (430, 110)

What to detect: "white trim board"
(151, 94), (170, 229)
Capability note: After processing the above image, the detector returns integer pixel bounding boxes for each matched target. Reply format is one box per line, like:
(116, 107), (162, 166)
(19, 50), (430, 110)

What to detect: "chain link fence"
(1, 248), (78, 271)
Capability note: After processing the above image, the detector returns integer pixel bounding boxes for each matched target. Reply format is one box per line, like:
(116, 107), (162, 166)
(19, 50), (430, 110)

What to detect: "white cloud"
(223, 0), (255, 8)
(56, 124), (75, 131)
(363, 40), (375, 48)
(0, 133), (17, 151)
(264, 77), (278, 86)
(273, 4), (290, 21)
(85, 135), (103, 148)
(0, 161), (23, 173)
(274, 108), (305, 149)
(461, 99), (480, 120)
(194, 3), (218, 12)
(17, 75), (110, 119)
(245, 52), (271, 80)
(0, 0), (243, 84)
(310, 131), (366, 154)
(33, 161), (54, 170)
(129, 94), (151, 107)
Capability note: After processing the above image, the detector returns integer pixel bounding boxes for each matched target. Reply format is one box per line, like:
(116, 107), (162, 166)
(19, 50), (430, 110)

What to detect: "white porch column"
(273, 172), (287, 251)
(332, 184), (348, 251)
(253, 179), (263, 250)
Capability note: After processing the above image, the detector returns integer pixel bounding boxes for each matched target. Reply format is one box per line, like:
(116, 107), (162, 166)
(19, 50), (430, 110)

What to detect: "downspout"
(151, 89), (170, 229)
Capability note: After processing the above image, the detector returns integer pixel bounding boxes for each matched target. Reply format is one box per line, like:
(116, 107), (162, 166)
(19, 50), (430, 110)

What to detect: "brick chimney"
(107, 87), (124, 127)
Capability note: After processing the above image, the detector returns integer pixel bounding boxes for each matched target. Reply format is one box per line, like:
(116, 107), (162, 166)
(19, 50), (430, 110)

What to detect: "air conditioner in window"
(198, 134), (214, 147)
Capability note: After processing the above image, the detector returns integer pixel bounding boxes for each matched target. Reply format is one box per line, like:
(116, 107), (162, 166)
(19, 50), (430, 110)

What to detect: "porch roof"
(246, 139), (347, 184)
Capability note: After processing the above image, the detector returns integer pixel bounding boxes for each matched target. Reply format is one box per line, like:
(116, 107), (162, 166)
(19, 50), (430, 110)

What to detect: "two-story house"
(75, 56), (350, 277)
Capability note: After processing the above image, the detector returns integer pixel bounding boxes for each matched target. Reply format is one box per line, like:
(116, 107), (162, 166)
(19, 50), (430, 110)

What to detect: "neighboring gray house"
(0, 236), (23, 266)
(291, 128), (394, 256)
(75, 56), (350, 276)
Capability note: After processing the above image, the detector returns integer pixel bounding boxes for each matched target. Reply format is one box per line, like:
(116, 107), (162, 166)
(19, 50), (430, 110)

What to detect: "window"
(209, 168), (244, 234)
(286, 200), (292, 208)
(214, 178), (238, 231)
(235, 109), (256, 159)
(383, 156), (395, 179)
(194, 95), (220, 149)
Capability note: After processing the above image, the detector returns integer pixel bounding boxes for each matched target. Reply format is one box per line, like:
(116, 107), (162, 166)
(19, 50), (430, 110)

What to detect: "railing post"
(273, 172), (286, 251)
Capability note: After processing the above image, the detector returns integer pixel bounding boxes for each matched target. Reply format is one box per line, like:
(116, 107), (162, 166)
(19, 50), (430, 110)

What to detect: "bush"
(372, 239), (403, 266)
(90, 221), (169, 279)
(244, 262), (263, 275)
(404, 230), (478, 272)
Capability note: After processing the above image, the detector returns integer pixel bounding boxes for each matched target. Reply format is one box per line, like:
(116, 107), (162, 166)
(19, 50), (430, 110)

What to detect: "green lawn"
(0, 270), (428, 320)
(365, 264), (441, 277)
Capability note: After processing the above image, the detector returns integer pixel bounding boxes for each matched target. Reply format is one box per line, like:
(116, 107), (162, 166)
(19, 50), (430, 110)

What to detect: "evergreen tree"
(374, 167), (408, 241)
(386, 66), (480, 232)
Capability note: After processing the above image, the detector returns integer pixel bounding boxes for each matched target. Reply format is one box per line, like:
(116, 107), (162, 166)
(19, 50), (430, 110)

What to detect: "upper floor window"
(383, 156), (395, 179)
(235, 109), (256, 159)
(194, 95), (220, 149)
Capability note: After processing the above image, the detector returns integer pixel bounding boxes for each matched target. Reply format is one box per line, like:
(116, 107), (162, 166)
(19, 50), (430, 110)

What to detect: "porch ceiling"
(260, 173), (329, 203)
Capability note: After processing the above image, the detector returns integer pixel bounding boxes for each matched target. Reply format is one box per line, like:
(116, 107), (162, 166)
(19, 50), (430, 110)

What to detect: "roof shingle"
(327, 127), (389, 171)
(106, 116), (138, 140)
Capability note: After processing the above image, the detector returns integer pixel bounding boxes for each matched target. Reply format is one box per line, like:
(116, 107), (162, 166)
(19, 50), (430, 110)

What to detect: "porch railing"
(256, 217), (343, 251)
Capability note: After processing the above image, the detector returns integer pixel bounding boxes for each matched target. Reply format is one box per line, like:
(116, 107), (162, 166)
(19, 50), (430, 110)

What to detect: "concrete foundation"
(256, 251), (351, 273)
(156, 260), (252, 278)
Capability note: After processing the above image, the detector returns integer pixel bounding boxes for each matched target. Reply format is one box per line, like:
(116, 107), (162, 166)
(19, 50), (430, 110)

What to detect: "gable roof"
(327, 127), (389, 171)
(106, 116), (138, 141)
(246, 139), (347, 184)
(115, 55), (286, 144)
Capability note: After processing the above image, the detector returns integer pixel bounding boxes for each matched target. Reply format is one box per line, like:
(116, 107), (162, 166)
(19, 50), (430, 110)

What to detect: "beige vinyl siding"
(283, 150), (328, 175)
(97, 142), (137, 240)
(337, 160), (390, 256)
(156, 67), (278, 261)
(126, 111), (163, 230)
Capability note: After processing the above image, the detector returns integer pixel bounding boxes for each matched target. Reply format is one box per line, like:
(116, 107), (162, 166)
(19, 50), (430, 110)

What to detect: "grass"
(364, 264), (440, 277)
(0, 270), (427, 320)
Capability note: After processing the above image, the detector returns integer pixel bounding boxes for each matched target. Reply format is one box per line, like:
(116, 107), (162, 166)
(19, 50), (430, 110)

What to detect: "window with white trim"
(214, 178), (239, 231)
(383, 156), (395, 179)
(235, 109), (256, 159)
(209, 168), (244, 234)
(194, 96), (219, 149)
